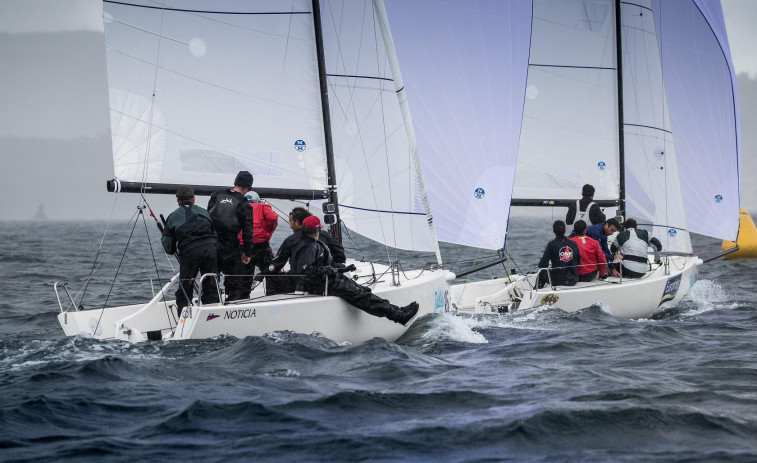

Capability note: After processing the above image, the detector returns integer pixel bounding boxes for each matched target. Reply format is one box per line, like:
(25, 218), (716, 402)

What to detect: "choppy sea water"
(1, 217), (757, 462)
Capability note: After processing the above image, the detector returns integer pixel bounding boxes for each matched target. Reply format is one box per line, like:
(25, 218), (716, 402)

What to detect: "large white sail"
(103, 0), (328, 191)
(621, 0), (691, 253)
(384, 0), (532, 250)
(653, 0), (741, 242)
(321, 0), (436, 252)
(512, 0), (621, 204)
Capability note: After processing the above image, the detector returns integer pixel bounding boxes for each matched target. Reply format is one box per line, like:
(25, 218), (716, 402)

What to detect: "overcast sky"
(0, 0), (755, 221)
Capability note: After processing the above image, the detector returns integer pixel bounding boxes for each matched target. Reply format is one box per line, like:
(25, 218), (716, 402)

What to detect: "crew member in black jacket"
(264, 207), (348, 295)
(537, 220), (581, 288)
(207, 171), (254, 301)
(161, 186), (219, 316)
(291, 216), (418, 325)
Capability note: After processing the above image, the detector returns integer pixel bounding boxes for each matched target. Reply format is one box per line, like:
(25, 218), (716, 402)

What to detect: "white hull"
(57, 261), (454, 344)
(449, 255), (701, 319)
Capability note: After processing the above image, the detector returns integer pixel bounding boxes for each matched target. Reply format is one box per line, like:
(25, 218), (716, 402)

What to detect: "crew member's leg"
(198, 245), (220, 305)
(327, 273), (418, 325)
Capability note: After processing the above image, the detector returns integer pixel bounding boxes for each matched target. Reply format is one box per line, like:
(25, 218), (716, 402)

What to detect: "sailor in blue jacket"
(584, 218), (621, 263)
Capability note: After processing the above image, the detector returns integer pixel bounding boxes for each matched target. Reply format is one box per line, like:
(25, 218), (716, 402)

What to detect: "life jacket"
(617, 228), (650, 274)
(576, 200), (597, 224)
(209, 190), (241, 234)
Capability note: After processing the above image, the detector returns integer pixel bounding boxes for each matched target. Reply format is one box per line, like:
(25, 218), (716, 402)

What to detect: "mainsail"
(103, 0), (329, 192)
(102, 0), (440, 254)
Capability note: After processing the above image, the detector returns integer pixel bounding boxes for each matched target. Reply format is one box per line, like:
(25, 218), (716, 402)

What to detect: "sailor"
(583, 218), (621, 265)
(292, 216), (419, 325)
(207, 171), (254, 301)
(264, 207), (352, 295)
(611, 218), (663, 278)
(568, 220), (607, 282)
(566, 184), (606, 226)
(290, 207), (346, 265)
(238, 191), (278, 295)
(161, 186), (220, 316)
(537, 220), (580, 289)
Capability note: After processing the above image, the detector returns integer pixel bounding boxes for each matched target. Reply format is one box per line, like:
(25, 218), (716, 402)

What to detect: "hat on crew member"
(245, 191), (261, 203)
(302, 216), (323, 230)
(234, 170), (253, 189)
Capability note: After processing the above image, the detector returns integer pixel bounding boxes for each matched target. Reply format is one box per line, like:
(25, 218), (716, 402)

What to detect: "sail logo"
(597, 161), (606, 171)
(474, 188), (485, 199)
(714, 194), (723, 203)
(668, 229), (677, 238)
(658, 274), (682, 307)
(294, 139), (307, 152)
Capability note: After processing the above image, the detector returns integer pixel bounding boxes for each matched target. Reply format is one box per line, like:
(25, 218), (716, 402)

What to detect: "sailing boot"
(387, 302), (419, 326)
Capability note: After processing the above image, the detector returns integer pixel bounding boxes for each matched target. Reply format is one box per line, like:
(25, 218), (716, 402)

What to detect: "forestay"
(652, 0), (741, 242)
(384, 0), (532, 251)
(103, 0), (328, 191)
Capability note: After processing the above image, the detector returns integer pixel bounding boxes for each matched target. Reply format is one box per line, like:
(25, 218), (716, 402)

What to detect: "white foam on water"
(680, 279), (740, 316)
(421, 313), (489, 344)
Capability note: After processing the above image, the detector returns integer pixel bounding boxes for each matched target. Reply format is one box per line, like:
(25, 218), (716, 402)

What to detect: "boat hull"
(449, 256), (701, 319)
(57, 262), (454, 344)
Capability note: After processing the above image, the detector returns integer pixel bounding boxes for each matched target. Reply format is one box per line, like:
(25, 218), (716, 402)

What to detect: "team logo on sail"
(474, 187), (485, 199)
(658, 274), (682, 307)
(668, 229), (677, 238)
(541, 294), (559, 305)
(597, 161), (606, 171)
(714, 194), (723, 203)
(559, 246), (573, 262)
(294, 139), (307, 151)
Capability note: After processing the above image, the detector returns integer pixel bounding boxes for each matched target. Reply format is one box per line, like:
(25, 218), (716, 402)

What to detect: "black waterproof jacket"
(207, 188), (253, 256)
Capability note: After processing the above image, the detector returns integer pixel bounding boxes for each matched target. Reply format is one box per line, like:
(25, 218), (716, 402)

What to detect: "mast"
(373, 0), (443, 265)
(614, 0), (626, 220)
(311, 0), (342, 243)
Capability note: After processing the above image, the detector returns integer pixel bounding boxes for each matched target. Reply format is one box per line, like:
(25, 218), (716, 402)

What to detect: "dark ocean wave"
(2, 220), (757, 462)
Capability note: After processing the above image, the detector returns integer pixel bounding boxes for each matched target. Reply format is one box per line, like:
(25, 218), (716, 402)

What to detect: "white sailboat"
(55, 0), (454, 343)
(384, 0), (741, 318)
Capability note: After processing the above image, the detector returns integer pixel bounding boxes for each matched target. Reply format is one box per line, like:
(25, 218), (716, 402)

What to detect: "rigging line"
(529, 63), (616, 71)
(658, 4), (671, 252)
(106, 46), (318, 112)
(140, 207), (175, 330)
(79, 195), (134, 306)
(140, 0), (167, 196)
(104, 0), (310, 15)
(327, 73), (393, 82)
(108, 0), (312, 41)
(94, 210), (141, 336)
(624, 123), (672, 134)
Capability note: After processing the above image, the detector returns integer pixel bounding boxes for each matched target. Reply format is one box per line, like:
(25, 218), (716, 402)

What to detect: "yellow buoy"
(722, 209), (757, 259)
